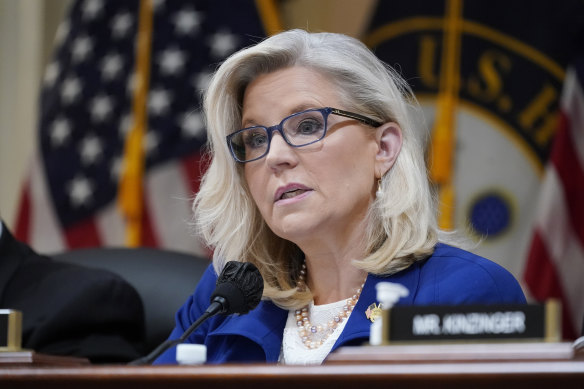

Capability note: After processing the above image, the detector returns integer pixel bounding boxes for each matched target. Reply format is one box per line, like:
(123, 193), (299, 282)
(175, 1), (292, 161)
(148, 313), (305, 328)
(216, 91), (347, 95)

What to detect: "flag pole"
(118, 0), (154, 247)
(429, 0), (463, 230)
(255, 0), (284, 36)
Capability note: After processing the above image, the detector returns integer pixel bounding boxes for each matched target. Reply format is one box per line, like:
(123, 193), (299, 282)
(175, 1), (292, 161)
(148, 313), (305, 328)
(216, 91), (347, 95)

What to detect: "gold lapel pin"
(365, 303), (383, 323)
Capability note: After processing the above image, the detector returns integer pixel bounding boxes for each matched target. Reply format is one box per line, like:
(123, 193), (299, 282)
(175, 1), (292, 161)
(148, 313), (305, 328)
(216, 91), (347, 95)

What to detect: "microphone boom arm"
(128, 300), (223, 366)
(128, 261), (263, 366)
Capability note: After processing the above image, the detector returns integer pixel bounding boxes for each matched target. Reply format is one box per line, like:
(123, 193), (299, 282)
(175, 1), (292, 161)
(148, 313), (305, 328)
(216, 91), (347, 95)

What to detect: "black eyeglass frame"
(226, 107), (383, 163)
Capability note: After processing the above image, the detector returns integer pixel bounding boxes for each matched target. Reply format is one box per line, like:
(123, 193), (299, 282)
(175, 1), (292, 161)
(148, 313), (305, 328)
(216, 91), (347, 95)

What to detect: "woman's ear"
(374, 122), (402, 178)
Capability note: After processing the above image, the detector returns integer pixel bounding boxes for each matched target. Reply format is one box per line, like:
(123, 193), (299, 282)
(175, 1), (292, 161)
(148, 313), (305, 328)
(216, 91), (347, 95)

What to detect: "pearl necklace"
(294, 262), (365, 349)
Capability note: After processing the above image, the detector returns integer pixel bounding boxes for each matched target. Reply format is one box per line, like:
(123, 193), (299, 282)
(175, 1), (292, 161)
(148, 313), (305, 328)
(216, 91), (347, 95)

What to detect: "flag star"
(152, 0), (166, 11)
(67, 175), (94, 207)
(71, 35), (93, 63)
(79, 135), (103, 165)
(111, 12), (133, 39)
(90, 94), (114, 122)
(126, 72), (137, 96)
(193, 70), (212, 91)
(173, 9), (203, 35)
(208, 30), (239, 58)
(44, 62), (60, 87)
(110, 156), (124, 181)
(54, 20), (70, 46)
(180, 111), (205, 138)
(158, 48), (186, 75)
(126, 72), (147, 97)
(148, 88), (172, 116)
(61, 76), (82, 104)
(50, 117), (71, 147)
(82, 0), (103, 20)
(119, 113), (133, 137)
(101, 53), (124, 80)
(144, 131), (160, 155)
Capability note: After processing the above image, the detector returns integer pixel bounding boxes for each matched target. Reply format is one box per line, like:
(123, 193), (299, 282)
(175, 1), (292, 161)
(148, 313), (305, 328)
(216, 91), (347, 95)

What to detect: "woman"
(154, 30), (525, 365)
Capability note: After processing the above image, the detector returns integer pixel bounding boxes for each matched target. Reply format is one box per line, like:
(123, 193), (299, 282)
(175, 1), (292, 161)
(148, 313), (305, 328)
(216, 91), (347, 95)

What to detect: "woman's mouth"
(275, 184), (313, 202)
(280, 189), (308, 200)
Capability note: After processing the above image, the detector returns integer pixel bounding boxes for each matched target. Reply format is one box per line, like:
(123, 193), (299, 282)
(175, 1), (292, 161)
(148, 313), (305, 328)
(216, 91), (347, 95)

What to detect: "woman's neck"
(303, 249), (368, 305)
(294, 220), (369, 305)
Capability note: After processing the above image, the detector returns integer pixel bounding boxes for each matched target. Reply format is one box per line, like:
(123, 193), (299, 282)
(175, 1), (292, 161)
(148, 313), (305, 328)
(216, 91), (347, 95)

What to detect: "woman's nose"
(265, 131), (298, 169)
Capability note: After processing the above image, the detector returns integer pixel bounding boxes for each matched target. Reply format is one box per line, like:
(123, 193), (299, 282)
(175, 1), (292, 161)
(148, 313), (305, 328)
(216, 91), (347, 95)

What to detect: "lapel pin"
(365, 303), (383, 323)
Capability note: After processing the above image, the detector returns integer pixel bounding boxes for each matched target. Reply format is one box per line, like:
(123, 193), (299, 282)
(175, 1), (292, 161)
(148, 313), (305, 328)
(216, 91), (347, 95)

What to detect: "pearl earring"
(376, 179), (383, 198)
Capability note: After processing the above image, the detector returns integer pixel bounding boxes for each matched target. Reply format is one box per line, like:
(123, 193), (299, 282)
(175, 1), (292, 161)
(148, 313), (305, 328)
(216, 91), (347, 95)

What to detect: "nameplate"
(0, 310), (22, 351)
(383, 301), (560, 343)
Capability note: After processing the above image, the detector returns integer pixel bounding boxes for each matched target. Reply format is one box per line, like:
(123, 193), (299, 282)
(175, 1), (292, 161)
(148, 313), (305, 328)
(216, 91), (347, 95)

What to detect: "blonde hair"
(194, 30), (438, 309)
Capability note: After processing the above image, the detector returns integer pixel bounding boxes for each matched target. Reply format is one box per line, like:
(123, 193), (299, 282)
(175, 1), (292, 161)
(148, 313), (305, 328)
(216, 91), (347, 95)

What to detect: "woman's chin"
(270, 220), (321, 246)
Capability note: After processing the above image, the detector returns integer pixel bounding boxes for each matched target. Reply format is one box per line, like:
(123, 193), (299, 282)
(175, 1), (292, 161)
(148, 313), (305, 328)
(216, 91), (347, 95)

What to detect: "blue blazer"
(154, 244), (526, 364)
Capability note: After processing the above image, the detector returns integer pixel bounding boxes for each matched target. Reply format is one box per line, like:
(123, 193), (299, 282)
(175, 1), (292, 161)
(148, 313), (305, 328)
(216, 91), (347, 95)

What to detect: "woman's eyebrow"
(240, 104), (323, 128)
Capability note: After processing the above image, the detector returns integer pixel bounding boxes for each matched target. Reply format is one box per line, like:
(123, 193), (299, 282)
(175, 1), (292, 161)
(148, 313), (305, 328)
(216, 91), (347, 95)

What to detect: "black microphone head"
(210, 261), (264, 315)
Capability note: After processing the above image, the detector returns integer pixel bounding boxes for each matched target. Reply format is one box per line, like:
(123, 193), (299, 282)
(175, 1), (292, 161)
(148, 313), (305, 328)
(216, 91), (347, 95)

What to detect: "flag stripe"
(533, 165), (584, 335)
(524, 232), (560, 299)
(562, 68), (584, 169)
(95, 203), (126, 247)
(551, 112), (584, 244)
(181, 152), (205, 196)
(14, 178), (32, 243)
(146, 160), (203, 254)
(524, 231), (577, 339)
(140, 192), (159, 247)
(524, 62), (584, 339)
(64, 218), (102, 248)
(29, 157), (66, 253)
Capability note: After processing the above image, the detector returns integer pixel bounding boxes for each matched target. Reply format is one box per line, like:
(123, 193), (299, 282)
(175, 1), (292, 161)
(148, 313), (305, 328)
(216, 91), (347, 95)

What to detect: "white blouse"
(279, 299), (353, 365)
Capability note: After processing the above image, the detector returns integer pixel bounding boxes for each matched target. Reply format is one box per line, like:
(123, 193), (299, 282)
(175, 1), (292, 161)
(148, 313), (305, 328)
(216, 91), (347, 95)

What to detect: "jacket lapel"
(208, 299), (288, 362)
(332, 262), (421, 350)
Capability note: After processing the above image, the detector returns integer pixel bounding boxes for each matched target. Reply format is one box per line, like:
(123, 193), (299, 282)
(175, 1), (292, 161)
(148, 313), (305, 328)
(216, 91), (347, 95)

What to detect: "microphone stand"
(128, 298), (226, 365)
(128, 260), (263, 366)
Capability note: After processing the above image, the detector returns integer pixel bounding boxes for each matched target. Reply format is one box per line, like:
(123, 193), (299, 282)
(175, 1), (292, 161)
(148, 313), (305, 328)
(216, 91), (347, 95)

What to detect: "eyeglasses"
(226, 107), (382, 163)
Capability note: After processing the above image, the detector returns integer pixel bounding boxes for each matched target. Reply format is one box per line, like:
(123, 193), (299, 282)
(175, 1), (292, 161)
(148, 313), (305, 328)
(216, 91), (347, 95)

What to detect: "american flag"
(524, 58), (584, 339)
(15, 0), (272, 254)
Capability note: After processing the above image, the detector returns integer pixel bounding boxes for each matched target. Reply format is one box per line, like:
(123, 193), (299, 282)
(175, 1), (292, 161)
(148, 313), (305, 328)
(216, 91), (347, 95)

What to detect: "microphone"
(207, 261), (264, 316)
(129, 261), (263, 365)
